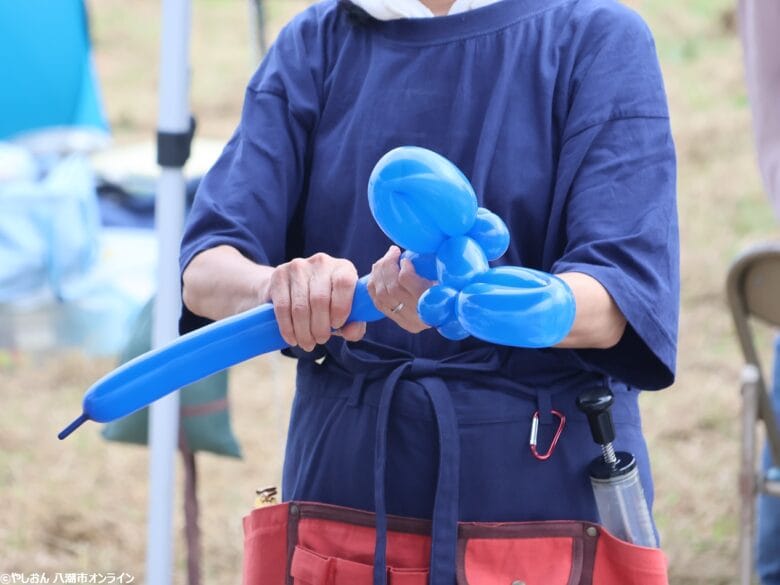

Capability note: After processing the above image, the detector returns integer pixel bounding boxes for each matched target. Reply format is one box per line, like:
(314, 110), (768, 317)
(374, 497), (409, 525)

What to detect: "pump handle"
(576, 388), (616, 446)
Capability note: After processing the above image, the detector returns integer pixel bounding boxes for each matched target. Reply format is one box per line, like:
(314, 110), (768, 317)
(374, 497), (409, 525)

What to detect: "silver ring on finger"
(391, 302), (405, 314)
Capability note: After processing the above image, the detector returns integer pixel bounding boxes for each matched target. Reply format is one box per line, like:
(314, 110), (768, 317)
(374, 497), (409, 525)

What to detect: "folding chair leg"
(741, 365), (761, 585)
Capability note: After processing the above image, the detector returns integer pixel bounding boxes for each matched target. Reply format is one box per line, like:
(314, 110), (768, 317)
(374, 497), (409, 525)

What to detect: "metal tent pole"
(248, 0), (267, 62)
(147, 0), (192, 582)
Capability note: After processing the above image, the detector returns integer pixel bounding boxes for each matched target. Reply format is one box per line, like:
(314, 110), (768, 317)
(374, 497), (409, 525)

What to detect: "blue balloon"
(368, 147), (478, 253)
(347, 275), (385, 322)
(58, 279), (385, 438)
(436, 318), (470, 341)
(467, 208), (510, 261)
(82, 303), (286, 424)
(400, 250), (438, 281)
(417, 284), (457, 327)
(435, 235), (489, 290)
(59, 146), (577, 440)
(457, 267), (576, 348)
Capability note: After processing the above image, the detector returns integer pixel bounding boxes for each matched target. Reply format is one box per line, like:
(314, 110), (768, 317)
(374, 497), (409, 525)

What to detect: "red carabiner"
(529, 410), (566, 461)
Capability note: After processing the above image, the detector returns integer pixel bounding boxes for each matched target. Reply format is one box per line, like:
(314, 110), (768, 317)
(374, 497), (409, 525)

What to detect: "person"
(738, 1), (780, 583)
(180, 0), (679, 581)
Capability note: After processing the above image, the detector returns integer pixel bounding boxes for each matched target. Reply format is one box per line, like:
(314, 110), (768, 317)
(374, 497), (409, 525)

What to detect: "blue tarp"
(0, 0), (108, 140)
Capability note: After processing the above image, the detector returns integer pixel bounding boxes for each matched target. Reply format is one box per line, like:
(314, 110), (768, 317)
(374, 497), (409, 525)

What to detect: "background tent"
(0, 0), (109, 146)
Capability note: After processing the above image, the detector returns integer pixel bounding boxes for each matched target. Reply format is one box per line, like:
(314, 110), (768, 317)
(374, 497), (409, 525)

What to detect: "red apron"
(242, 501), (669, 585)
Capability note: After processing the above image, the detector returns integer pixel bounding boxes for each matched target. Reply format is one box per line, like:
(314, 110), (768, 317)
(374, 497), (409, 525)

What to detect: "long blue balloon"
(59, 147), (575, 439)
(57, 277), (383, 438)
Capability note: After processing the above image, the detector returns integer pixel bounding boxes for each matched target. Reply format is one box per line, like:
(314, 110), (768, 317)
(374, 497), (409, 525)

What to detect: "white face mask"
(348, 0), (504, 20)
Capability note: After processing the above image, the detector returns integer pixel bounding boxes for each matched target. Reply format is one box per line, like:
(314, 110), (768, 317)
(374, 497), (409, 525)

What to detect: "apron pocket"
(457, 521), (668, 585)
(290, 545), (429, 585)
(388, 567), (430, 585)
(592, 526), (668, 585)
(242, 504), (291, 585)
(459, 532), (580, 585)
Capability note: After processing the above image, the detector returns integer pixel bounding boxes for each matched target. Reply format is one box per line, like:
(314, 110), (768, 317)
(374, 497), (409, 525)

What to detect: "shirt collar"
(348, 0), (505, 20)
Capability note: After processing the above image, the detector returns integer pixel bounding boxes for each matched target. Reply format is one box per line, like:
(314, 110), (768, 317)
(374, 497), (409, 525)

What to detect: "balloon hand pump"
(576, 388), (659, 548)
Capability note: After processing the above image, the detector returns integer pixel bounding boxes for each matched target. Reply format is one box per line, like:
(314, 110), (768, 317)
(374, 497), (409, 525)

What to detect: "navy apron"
(281, 338), (653, 585)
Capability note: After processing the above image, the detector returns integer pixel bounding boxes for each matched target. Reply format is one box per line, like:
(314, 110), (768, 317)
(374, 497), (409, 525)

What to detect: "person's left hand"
(368, 246), (435, 334)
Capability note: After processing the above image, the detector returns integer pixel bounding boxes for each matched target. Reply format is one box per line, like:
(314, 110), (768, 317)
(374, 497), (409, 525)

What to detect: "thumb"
(336, 321), (367, 342)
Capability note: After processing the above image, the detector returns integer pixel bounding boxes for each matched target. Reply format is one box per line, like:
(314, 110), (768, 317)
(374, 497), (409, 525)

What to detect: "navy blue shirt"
(181, 0), (678, 528)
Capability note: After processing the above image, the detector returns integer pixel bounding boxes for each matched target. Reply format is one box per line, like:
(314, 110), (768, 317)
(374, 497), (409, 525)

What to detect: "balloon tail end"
(58, 413), (90, 440)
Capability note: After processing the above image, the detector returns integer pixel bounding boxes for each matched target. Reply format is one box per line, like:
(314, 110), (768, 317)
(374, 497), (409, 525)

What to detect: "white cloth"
(349, 0), (504, 20)
(739, 0), (780, 219)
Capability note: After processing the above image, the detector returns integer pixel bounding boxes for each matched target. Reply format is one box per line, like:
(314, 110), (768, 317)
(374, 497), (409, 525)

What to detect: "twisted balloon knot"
(401, 208), (510, 340)
(369, 147), (575, 346)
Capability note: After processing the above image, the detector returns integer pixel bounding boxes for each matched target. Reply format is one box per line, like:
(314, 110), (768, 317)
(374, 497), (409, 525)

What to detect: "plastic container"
(589, 452), (658, 548)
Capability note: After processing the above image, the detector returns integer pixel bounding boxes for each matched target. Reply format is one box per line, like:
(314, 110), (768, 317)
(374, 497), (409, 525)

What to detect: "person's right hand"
(261, 253), (366, 352)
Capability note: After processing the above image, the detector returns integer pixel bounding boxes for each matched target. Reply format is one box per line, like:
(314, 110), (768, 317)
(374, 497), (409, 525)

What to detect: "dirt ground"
(2, 0), (780, 583)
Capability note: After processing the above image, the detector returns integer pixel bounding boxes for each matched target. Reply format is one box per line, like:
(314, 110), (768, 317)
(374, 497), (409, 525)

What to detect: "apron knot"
(408, 357), (440, 377)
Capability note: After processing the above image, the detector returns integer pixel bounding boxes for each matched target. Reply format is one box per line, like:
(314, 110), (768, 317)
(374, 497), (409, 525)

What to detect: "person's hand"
(368, 246), (435, 334)
(262, 253), (366, 351)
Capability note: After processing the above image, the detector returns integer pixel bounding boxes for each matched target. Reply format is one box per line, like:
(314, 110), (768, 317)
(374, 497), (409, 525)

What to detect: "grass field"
(2, 0), (780, 583)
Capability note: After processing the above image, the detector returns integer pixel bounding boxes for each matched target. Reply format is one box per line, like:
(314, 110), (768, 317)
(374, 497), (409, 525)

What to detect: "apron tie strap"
(322, 337), (566, 585)
(373, 363), (460, 585)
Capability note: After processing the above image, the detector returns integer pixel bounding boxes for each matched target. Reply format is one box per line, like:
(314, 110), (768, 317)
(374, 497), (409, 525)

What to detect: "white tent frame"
(146, 1), (271, 581)
(147, 0), (190, 582)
